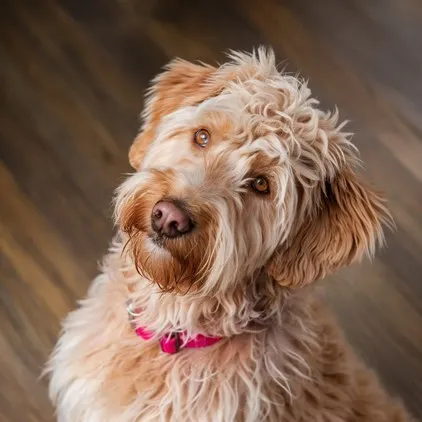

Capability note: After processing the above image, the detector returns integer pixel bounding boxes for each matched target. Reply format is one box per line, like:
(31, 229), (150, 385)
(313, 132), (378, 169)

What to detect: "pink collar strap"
(135, 326), (222, 354)
(127, 300), (223, 354)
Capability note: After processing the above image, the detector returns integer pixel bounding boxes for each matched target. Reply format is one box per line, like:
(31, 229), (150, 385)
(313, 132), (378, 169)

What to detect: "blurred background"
(0, 0), (421, 420)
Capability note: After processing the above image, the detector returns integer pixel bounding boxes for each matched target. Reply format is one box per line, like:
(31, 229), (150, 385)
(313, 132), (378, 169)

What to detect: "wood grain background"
(0, 0), (421, 420)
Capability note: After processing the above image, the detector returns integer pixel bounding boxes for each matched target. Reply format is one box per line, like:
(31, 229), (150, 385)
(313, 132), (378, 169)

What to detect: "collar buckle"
(160, 332), (182, 354)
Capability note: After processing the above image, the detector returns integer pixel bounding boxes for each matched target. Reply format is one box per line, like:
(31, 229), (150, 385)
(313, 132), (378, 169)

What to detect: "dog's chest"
(52, 269), (324, 422)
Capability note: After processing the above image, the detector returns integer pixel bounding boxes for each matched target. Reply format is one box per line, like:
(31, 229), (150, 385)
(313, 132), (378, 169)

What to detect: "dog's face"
(115, 49), (390, 294)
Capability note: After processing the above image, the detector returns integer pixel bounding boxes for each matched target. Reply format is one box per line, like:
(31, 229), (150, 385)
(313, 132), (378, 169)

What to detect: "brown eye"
(251, 176), (269, 194)
(194, 129), (210, 148)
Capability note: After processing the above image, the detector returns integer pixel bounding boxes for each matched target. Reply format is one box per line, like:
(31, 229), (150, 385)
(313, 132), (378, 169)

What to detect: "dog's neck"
(112, 236), (302, 339)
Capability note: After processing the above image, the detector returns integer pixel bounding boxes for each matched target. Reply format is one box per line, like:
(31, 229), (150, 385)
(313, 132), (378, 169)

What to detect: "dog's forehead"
(197, 87), (291, 159)
(146, 72), (307, 170)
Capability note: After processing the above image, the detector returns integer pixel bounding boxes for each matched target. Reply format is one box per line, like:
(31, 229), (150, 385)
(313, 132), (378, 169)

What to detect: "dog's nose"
(151, 201), (193, 238)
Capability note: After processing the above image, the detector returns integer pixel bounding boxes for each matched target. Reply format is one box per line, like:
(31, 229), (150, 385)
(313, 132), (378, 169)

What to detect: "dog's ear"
(267, 162), (392, 288)
(129, 59), (218, 169)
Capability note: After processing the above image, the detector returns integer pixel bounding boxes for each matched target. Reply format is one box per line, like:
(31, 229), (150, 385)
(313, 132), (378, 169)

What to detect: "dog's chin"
(125, 230), (201, 293)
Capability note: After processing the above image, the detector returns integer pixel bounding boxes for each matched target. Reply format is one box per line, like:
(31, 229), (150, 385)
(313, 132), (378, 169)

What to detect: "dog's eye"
(251, 176), (269, 194)
(194, 129), (210, 148)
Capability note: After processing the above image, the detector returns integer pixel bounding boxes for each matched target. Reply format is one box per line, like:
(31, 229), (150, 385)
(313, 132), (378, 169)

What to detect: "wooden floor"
(1, 0), (422, 420)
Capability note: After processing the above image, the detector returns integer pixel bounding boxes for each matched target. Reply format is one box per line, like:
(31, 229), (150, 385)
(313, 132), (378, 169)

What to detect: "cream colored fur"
(47, 49), (412, 421)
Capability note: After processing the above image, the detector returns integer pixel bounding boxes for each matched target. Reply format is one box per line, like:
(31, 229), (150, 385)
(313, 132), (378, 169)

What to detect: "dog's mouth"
(147, 223), (195, 245)
(146, 231), (188, 255)
(148, 231), (168, 248)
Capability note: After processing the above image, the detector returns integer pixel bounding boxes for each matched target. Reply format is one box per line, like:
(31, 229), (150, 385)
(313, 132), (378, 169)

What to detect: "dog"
(47, 48), (412, 421)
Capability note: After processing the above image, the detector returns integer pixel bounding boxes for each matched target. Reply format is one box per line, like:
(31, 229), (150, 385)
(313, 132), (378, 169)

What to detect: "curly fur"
(46, 48), (412, 421)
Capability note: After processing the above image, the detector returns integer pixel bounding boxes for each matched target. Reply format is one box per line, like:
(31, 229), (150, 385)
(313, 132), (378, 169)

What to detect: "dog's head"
(115, 49), (391, 295)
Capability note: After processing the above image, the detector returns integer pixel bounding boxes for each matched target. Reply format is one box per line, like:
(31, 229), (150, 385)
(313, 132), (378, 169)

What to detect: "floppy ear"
(129, 59), (218, 169)
(267, 167), (392, 288)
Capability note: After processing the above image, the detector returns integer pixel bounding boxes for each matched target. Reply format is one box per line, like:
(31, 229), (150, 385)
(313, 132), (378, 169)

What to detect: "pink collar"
(127, 301), (223, 354)
(135, 326), (222, 354)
